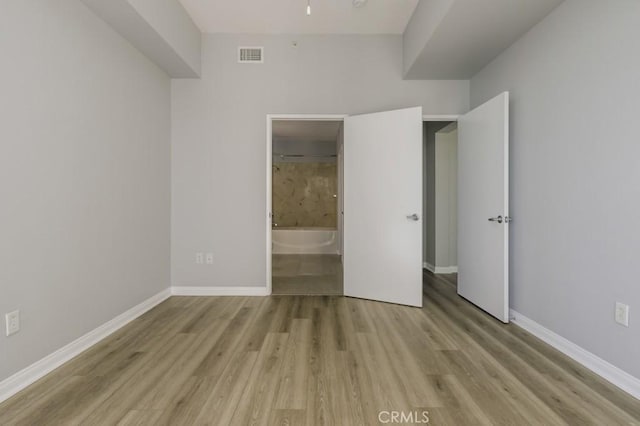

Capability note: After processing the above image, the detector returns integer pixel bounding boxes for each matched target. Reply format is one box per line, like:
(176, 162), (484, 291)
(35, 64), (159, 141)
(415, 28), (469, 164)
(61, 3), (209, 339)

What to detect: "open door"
(458, 92), (510, 322)
(344, 107), (423, 307)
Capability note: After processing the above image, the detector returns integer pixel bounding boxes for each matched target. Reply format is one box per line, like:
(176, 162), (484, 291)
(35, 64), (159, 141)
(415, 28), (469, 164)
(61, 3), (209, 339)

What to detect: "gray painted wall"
(471, 0), (640, 378)
(128, 0), (202, 74)
(0, 0), (171, 382)
(402, 0), (453, 76)
(403, 0), (563, 80)
(172, 34), (469, 288)
(82, 0), (201, 77)
(423, 122), (451, 267)
(434, 126), (457, 268)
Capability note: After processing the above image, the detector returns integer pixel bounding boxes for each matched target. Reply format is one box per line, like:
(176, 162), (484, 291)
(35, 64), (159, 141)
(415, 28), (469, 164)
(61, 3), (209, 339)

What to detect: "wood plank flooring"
(0, 272), (638, 425)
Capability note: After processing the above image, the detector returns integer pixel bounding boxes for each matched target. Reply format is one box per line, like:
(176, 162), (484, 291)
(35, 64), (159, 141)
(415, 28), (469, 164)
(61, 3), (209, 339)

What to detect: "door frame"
(422, 115), (460, 273)
(266, 114), (348, 295)
(265, 113), (460, 295)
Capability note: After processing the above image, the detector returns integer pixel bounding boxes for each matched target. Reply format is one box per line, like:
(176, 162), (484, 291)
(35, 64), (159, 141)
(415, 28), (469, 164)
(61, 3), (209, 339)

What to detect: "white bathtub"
(272, 228), (338, 254)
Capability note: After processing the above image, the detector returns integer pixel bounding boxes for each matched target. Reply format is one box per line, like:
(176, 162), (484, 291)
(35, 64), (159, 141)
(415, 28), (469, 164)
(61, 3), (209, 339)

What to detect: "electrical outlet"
(206, 253), (214, 264)
(5, 310), (20, 336)
(615, 302), (629, 327)
(196, 253), (204, 264)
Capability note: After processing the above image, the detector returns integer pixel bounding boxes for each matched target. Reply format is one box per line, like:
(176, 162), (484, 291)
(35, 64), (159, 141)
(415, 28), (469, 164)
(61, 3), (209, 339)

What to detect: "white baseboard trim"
(0, 288), (171, 404)
(510, 309), (640, 400)
(423, 262), (458, 274)
(171, 286), (270, 296)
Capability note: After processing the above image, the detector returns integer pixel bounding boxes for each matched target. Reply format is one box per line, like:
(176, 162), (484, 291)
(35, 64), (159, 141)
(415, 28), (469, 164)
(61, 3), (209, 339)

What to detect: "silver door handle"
(488, 215), (503, 224)
(406, 214), (419, 221)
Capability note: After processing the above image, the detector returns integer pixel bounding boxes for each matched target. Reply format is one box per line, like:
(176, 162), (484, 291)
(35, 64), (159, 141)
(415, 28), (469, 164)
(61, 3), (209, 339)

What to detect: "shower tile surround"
(272, 162), (337, 228)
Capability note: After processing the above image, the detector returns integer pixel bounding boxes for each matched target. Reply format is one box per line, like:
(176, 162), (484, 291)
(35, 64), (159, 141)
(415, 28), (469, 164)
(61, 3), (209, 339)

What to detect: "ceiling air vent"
(238, 47), (264, 63)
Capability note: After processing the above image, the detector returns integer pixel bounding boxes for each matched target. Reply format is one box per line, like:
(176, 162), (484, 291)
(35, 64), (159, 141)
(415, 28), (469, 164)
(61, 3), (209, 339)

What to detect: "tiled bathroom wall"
(273, 163), (337, 228)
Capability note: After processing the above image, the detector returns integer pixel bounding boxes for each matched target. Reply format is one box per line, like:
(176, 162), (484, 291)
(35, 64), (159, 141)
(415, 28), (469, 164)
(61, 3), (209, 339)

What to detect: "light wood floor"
(1, 273), (638, 425)
(272, 254), (343, 296)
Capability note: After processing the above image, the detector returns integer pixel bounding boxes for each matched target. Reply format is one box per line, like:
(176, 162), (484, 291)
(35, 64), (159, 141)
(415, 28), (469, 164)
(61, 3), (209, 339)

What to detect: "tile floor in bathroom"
(272, 254), (343, 295)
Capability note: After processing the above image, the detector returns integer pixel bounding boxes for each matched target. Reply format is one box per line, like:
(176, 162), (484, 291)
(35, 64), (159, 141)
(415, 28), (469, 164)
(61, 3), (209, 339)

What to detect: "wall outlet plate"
(615, 302), (629, 327)
(5, 310), (20, 336)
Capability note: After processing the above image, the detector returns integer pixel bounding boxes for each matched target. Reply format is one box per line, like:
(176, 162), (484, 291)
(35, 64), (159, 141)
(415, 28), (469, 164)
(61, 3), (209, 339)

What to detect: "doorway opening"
(268, 117), (345, 295)
(266, 112), (458, 306)
(265, 101), (507, 317)
(423, 120), (459, 289)
(423, 121), (458, 275)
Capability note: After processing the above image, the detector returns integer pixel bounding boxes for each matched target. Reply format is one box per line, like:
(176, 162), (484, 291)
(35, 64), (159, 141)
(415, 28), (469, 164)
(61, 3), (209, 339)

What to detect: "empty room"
(1, 0), (639, 424)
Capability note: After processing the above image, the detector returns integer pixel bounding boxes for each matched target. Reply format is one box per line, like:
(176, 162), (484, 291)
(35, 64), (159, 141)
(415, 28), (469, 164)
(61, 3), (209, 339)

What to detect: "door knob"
(488, 215), (503, 224)
(406, 214), (419, 221)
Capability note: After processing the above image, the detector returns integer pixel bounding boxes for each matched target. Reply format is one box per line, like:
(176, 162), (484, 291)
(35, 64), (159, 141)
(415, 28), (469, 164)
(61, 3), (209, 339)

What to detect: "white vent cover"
(238, 47), (264, 63)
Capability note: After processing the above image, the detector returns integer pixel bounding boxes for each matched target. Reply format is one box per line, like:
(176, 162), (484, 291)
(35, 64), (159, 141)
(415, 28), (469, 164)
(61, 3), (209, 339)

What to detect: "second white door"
(458, 92), (510, 322)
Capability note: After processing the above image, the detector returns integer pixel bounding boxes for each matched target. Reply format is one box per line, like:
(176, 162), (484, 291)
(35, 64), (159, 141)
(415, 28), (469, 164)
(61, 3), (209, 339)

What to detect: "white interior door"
(458, 92), (509, 322)
(344, 107), (423, 307)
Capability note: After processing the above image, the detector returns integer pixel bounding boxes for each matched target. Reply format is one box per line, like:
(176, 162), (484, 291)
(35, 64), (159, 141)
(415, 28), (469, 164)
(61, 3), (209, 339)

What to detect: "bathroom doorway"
(268, 118), (345, 295)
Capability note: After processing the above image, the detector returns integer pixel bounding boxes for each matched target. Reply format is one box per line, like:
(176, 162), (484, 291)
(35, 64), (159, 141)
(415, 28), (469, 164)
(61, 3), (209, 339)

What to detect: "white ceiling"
(273, 120), (342, 143)
(178, 0), (419, 34)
